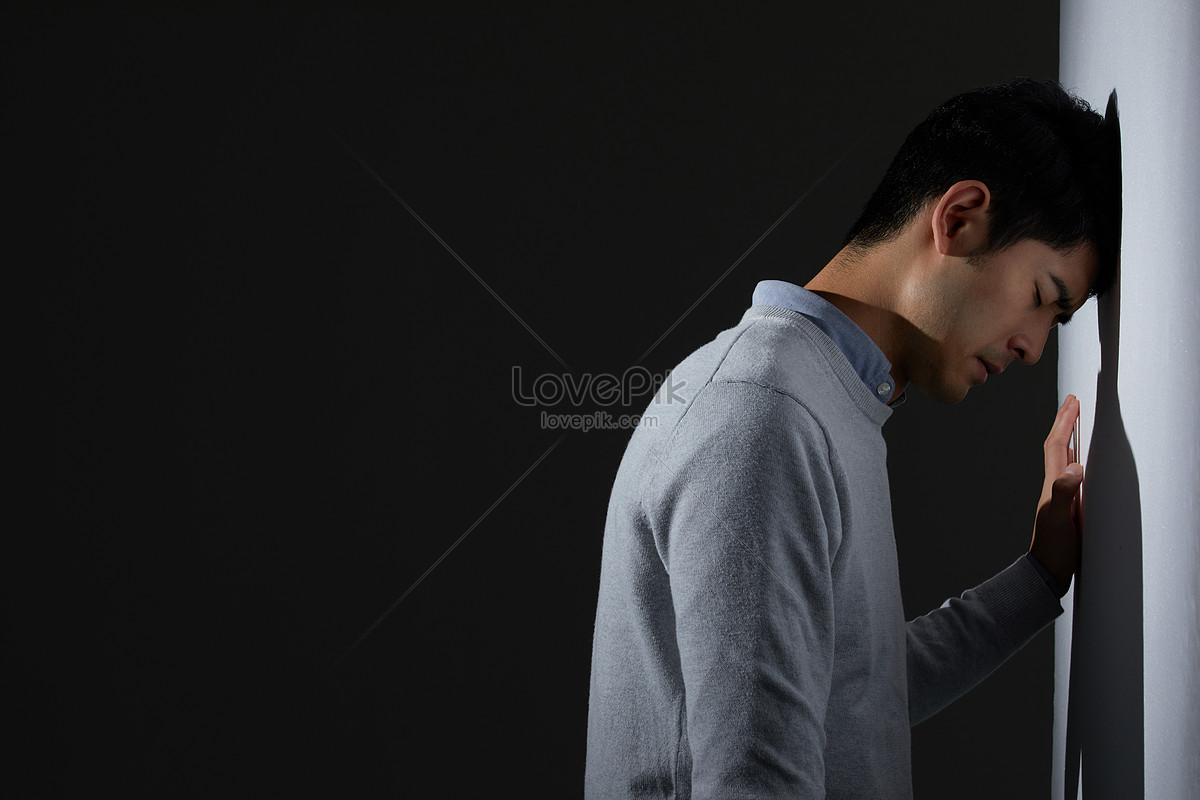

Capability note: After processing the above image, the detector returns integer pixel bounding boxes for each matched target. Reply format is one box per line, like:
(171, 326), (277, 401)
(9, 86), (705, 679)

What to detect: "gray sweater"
(585, 305), (1064, 799)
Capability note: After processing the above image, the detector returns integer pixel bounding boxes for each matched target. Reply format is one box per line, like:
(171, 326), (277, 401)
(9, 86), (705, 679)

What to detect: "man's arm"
(905, 555), (1064, 725)
(906, 396), (1084, 725)
(651, 380), (842, 798)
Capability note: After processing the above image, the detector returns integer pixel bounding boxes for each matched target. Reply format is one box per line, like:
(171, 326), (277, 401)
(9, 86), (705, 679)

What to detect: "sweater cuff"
(1024, 551), (1063, 597)
(973, 555), (1065, 650)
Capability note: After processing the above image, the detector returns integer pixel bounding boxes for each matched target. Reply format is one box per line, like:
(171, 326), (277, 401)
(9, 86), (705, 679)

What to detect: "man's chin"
(916, 378), (971, 405)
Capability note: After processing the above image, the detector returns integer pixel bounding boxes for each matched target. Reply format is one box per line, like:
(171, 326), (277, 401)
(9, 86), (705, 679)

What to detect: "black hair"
(843, 77), (1120, 297)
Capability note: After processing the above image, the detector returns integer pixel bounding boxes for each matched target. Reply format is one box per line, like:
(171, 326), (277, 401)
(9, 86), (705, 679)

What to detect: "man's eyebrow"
(1050, 273), (1077, 324)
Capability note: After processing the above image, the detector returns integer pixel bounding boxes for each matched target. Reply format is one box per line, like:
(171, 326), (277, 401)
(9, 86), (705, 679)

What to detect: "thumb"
(1052, 464), (1084, 499)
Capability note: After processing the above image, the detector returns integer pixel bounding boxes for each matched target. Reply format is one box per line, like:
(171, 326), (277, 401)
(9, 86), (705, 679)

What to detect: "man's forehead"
(1056, 240), (1100, 298)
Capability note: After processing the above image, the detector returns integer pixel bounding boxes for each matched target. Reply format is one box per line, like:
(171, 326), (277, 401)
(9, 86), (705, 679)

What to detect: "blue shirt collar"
(751, 279), (906, 407)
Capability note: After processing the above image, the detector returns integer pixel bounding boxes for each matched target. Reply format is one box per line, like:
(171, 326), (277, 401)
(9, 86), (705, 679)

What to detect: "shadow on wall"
(1062, 92), (1145, 800)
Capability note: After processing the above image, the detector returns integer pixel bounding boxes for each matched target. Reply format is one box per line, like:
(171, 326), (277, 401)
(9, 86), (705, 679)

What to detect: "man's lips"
(980, 359), (1002, 375)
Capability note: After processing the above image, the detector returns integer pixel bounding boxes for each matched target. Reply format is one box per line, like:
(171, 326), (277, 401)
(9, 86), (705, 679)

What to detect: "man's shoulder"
(707, 307), (855, 409)
(640, 310), (839, 430)
(648, 310), (855, 445)
(630, 306), (883, 473)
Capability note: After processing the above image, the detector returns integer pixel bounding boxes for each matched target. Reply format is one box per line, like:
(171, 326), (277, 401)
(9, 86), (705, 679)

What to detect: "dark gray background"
(20, 6), (1065, 796)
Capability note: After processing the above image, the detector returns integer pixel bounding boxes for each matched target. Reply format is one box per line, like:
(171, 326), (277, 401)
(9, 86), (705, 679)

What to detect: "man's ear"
(931, 180), (992, 257)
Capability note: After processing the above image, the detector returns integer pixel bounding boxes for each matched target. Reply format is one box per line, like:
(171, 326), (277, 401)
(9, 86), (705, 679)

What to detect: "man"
(585, 77), (1119, 799)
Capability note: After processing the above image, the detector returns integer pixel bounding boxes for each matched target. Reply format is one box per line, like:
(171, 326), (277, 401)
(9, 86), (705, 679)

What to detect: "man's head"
(817, 78), (1120, 404)
(843, 77), (1120, 299)
(889, 189), (1100, 402)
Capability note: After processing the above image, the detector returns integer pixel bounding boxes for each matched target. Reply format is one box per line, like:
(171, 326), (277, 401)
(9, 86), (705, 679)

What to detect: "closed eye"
(1050, 273), (1076, 326)
(1037, 285), (1072, 327)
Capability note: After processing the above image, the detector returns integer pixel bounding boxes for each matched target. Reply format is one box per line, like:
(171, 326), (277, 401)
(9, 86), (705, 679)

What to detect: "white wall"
(1056, 1), (1200, 798)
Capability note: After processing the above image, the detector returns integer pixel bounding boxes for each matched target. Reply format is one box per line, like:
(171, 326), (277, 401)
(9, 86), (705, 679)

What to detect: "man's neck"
(804, 245), (911, 404)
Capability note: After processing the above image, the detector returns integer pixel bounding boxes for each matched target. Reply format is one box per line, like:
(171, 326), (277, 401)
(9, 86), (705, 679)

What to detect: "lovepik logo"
(511, 366), (686, 408)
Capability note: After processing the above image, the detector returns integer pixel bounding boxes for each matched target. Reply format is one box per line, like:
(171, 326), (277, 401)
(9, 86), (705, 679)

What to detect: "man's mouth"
(979, 358), (1002, 376)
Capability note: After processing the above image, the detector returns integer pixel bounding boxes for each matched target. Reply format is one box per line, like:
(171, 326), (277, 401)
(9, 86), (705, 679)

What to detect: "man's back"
(585, 304), (911, 798)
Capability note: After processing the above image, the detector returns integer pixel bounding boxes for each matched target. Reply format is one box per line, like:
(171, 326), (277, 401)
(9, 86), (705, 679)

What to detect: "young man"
(585, 78), (1119, 799)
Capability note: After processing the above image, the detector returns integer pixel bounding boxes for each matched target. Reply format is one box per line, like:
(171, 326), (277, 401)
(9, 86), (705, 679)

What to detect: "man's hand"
(1029, 395), (1085, 597)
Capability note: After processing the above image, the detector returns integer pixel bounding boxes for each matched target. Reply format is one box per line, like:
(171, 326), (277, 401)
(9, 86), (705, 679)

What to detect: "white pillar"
(1056, 2), (1200, 798)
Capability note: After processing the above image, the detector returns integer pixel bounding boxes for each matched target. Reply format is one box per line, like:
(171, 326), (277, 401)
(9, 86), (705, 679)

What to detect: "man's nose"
(1009, 330), (1047, 365)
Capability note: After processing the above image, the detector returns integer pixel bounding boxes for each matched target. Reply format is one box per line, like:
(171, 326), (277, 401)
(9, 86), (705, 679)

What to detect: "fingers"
(1043, 396), (1081, 491)
(1045, 394), (1079, 452)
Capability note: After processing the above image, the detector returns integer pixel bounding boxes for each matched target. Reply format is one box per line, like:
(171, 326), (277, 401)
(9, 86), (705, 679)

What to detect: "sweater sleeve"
(905, 555), (1064, 726)
(650, 381), (844, 798)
